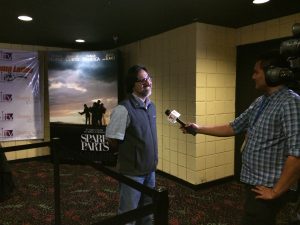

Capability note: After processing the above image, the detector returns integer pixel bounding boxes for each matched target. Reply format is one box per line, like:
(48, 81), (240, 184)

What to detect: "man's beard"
(140, 87), (151, 97)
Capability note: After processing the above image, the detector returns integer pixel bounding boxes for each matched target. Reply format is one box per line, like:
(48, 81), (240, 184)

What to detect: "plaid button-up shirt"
(231, 87), (300, 187)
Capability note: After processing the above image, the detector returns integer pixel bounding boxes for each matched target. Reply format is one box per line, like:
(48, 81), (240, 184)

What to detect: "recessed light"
(18, 15), (33, 21)
(75, 39), (85, 43)
(253, 0), (270, 4)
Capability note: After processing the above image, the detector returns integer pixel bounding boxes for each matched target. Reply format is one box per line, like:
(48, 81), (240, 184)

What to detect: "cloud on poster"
(48, 51), (118, 83)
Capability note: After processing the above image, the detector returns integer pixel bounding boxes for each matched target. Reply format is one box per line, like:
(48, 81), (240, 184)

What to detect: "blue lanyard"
(252, 97), (269, 126)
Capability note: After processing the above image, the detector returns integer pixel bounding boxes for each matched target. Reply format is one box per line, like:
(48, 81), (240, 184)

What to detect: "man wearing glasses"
(106, 65), (157, 225)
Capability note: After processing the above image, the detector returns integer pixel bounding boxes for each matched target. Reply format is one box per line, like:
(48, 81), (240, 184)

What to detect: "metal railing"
(0, 138), (169, 225)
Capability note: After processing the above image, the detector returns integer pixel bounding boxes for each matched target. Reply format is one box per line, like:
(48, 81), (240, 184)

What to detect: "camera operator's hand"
(180, 123), (199, 135)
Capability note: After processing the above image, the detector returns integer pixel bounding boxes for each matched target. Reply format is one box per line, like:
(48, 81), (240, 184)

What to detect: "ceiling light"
(253, 0), (270, 4)
(75, 39), (85, 43)
(18, 15), (33, 21)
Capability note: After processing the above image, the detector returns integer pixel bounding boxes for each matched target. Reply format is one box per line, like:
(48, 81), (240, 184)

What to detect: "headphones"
(263, 64), (294, 87)
(263, 64), (282, 86)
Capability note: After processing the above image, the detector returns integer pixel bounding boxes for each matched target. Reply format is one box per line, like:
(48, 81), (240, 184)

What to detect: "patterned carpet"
(0, 160), (296, 225)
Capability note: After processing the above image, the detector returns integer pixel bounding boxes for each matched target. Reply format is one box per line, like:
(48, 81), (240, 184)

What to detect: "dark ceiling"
(1, 0), (300, 50)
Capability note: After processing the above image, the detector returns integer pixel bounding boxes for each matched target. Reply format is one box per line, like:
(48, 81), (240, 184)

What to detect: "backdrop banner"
(0, 49), (43, 141)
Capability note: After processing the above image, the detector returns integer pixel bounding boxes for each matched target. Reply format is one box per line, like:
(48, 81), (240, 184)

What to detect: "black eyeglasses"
(136, 76), (152, 83)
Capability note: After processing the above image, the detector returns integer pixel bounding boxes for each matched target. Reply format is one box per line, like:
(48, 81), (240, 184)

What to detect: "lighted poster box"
(48, 50), (120, 164)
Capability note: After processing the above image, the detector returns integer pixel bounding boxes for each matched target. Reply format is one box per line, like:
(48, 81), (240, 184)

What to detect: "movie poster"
(0, 49), (43, 141)
(48, 50), (119, 162)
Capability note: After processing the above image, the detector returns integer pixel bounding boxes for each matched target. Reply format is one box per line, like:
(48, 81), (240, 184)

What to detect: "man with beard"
(105, 65), (158, 225)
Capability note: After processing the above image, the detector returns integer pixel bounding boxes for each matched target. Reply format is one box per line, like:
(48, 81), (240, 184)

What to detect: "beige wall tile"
(163, 148), (170, 161)
(215, 166), (226, 179)
(196, 73), (206, 88)
(224, 163), (234, 177)
(206, 88), (216, 101)
(162, 160), (170, 173)
(187, 155), (205, 171)
(205, 168), (216, 181)
(196, 59), (217, 73)
(195, 143), (206, 157)
(178, 140), (187, 154)
(170, 138), (178, 151)
(187, 169), (206, 184)
(170, 163), (178, 176)
(196, 102), (206, 115)
(178, 165), (187, 180)
(196, 88), (206, 101)
(157, 159), (163, 170)
(178, 153), (187, 167)
(205, 155), (216, 168)
(170, 150), (178, 164)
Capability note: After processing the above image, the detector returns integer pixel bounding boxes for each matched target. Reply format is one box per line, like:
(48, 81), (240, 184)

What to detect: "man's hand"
(180, 123), (199, 135)
(252, 156), (300, 201)
(251, 186), (279, 200)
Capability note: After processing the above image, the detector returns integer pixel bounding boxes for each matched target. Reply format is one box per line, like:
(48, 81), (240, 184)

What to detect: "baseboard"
(9, 155), (51, 163)
(156, 170), (237, 191)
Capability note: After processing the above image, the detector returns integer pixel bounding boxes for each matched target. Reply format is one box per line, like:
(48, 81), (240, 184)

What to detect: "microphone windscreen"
(165, 109), (171, 116)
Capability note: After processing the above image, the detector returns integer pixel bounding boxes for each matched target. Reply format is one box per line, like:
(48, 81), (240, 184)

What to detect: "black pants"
(241, 184), (291, 225)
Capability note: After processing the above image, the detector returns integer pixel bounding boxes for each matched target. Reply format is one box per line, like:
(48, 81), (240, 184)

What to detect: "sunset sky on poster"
(48, 51), (119, 124)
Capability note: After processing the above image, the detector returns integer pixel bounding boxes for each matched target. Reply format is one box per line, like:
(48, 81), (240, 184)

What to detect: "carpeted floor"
(0, 160), (296, 225)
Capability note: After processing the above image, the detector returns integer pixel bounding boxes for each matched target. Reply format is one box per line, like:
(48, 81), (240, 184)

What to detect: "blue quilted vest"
(118, 95), (158, 175)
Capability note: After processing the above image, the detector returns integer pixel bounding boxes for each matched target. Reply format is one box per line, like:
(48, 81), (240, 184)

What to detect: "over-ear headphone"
(264, 64), (294, 87)
(259, 50), (294, 87)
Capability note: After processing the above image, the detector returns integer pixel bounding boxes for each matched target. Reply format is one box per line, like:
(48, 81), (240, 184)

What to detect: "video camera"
(265, 23), (300, 86)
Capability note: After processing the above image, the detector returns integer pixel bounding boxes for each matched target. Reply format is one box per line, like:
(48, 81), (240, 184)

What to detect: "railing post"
(52, 137), (61, 225)
(153, 187), (169, 225)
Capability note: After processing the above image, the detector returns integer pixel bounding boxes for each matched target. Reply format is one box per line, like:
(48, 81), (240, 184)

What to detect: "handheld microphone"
(165, 109), (197, 136)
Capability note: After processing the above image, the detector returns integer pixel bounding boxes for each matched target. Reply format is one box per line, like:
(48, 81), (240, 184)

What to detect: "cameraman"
(182, 50), (300, 225)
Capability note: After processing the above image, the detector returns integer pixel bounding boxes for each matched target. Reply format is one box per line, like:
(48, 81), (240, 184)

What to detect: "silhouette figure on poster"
(78, 104), (91, 125)
(90, 102), (99, 127)
(94, 100), (107, 126)
(99, 102), (106, 126)
(79, 100), (107, 127)
(96, 100), (102, 126)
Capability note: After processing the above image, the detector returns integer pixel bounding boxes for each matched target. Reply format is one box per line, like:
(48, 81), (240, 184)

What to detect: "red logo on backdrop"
(4, 94), (12, 102)
(5, 113), (13, 120)
(1, 129), (13, 138)
(0, 93), (12, 102)
(1, 112), (13, 121)
(3, 129), (13, 137)
(0, 51), (12, 61)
